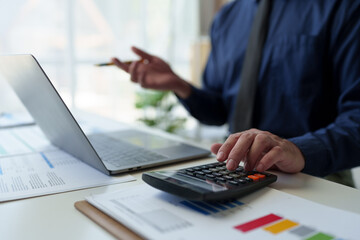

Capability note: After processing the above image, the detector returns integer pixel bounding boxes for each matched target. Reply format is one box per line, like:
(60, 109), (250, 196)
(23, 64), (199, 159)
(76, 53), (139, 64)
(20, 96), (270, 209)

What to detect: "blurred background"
(0, 0), (229, 143)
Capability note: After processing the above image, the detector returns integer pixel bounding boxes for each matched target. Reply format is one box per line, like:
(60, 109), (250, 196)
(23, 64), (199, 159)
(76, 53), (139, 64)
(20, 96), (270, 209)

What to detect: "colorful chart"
(176, 199), (343, 239)
(234, 213), (338, 240)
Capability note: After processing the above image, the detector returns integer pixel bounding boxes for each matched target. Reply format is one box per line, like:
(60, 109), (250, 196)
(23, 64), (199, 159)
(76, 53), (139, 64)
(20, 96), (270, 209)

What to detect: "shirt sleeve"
(178, 85), (227, 126)
(289, 2), (360, 177)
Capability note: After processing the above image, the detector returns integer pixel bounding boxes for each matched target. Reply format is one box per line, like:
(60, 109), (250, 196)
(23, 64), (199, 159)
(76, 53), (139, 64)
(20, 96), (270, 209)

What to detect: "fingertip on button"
(226, 159), (237, 171)
(216, 151), (225, 161)
(256, 163), (265, 172)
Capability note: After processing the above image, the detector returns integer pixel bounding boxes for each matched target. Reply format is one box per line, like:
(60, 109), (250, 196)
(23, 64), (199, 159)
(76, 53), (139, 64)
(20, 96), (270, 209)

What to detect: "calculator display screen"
(157, 171), (229, 193)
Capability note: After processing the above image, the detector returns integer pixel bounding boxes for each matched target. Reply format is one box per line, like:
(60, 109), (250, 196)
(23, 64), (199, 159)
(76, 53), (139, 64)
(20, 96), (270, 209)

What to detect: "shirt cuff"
(176, 85), (199, 106)
(288, 133), (331, 177)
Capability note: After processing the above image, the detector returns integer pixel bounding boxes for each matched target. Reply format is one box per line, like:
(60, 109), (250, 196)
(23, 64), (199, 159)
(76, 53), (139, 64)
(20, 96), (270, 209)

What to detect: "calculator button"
(220, 171), (229, 175)
(244, 177), (253, 182)
(236, 179), (247, 184)
(195, 175), (206, 180)
(213, 172), (222, 177)
(229, 173), (241, 178)
(205, 174), (215, 180)
(185, 168), (195, 172)
(193, 167), (202, 171)
(228, 180), (239, 186)
(185, 171), (195, 176)
(209, 163), (219, 168)
(247, 175), (260, 181)
(236, 167), (244, 172)
(224, 175), (234, 181)
(254, 173), (266, 179)
(194, 171), (205, 179)
(216, 177), (226, 183)
(236, 172), (247, 177)
(202, 170), (212, 174)
(209, 168), (220, 172)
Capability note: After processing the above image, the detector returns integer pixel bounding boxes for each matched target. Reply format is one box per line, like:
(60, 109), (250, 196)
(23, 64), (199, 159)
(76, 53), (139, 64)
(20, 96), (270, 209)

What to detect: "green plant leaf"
(135, 90), (186, 133)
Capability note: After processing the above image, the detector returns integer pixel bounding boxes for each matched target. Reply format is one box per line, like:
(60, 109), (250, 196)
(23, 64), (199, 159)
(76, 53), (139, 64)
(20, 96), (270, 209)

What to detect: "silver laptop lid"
(0, 54), (109, 175)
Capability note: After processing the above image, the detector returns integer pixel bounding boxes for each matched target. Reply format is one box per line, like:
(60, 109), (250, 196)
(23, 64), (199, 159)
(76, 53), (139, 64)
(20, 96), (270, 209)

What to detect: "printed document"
(0, 125), (135, 202)
(86, 184), (360, 240)
(0, 150), (134, 202)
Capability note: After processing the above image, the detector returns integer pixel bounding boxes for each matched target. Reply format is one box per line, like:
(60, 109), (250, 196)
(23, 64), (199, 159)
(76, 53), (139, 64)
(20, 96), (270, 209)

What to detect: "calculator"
(142, 161), (277, 201)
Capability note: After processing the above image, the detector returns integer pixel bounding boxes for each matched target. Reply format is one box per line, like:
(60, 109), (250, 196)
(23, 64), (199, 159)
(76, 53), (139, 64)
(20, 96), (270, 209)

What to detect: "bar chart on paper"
(234, 213), (337, 240)
(0, 122), (135, 202)
(178, 199), (244, 215)
(179, 198), (346, 240)
(163, 199), (343, 240)
(86, 184), (360, 240)
(0, 150), (134, 202)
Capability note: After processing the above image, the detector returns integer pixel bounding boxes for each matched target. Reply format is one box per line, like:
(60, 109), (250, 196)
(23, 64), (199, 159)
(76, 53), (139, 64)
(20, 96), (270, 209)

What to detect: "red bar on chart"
(234, 213), (283, 233)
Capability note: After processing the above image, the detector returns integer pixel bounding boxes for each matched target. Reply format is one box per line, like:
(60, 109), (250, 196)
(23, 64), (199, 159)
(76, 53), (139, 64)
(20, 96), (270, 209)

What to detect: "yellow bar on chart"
(264, 219), (299, 234)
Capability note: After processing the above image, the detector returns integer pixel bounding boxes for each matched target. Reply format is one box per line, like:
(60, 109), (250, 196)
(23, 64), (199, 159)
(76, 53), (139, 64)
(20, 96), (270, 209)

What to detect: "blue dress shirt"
(179, 0), (360, 176)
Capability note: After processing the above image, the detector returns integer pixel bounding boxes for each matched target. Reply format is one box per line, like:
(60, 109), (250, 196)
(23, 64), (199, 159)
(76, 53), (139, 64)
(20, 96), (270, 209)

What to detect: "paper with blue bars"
(86, 184), (360, 240)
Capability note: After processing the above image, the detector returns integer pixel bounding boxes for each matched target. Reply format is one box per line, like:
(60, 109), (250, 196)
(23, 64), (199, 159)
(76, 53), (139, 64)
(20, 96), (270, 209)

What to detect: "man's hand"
(111, 46), (192, 99)
(211, 129), (305, 173)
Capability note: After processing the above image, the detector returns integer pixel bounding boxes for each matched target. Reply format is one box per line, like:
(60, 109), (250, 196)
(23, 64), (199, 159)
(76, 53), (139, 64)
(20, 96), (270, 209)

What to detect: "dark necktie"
(231, 0), (272, 133)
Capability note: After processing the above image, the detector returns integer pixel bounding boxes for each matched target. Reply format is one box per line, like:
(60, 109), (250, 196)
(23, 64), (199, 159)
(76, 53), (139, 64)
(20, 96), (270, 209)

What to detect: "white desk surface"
(1, 115), (360, 240)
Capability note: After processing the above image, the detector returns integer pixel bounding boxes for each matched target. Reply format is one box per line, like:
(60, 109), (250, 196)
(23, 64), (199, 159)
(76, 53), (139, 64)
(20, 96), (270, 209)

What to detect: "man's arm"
(288, 1), (360, 176)
(212, 1), (360, 176)
(178, 86), (228, 126)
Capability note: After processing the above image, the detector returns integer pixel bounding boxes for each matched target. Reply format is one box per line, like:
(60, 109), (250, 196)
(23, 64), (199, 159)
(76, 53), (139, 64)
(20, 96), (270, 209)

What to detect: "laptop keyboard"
(88, 134), (167, 167)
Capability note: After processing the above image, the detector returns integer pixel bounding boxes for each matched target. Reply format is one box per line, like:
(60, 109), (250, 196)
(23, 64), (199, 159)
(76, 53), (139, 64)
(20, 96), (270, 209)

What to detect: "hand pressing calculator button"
(142, 162), (277, 201)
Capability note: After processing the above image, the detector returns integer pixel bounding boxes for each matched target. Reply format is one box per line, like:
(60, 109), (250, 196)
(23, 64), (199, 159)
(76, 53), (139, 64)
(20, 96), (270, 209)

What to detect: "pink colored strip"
(234, 213), (283, 233)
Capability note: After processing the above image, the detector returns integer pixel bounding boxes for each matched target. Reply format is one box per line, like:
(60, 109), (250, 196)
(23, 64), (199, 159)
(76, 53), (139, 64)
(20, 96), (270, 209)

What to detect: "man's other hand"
(111, 46), (191, 99)
(211, 129), (305, 173)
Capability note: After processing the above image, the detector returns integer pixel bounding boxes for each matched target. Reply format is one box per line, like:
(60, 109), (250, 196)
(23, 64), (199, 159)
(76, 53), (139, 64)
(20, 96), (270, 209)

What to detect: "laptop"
(0, 54), (210, 175)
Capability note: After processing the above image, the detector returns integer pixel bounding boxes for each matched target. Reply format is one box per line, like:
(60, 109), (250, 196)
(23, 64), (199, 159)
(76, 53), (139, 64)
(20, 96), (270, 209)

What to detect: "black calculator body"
(142, 162), (277, 201)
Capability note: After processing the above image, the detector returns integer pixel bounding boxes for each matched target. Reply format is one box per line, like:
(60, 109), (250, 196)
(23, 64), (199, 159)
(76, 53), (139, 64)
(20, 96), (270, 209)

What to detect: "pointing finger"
(131, 46), (154, 61)
(216, 133), (241, 162)
(246, 133), (274, 171)
(211, 143), (222, 155)
(111, 57), (130, 72)
(227, 132), (256, 171)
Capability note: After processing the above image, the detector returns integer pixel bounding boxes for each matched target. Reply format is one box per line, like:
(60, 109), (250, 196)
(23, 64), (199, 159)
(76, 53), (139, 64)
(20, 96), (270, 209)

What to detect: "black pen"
(95, 59), (145, 67)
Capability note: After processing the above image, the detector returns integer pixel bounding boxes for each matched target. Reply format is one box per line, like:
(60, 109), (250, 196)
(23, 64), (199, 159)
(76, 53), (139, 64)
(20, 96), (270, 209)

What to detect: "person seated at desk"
(111, 0), (360, 186)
